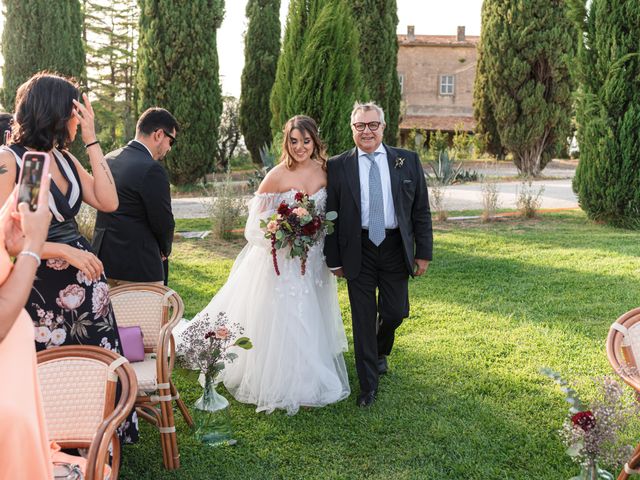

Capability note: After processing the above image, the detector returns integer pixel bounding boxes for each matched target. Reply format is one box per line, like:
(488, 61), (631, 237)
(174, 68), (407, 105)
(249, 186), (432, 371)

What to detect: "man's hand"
(330, 267), (344, 278)
(413, 259), (429, 276)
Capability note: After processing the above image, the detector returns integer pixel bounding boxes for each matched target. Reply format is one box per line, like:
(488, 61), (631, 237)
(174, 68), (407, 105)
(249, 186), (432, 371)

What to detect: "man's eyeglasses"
(352, 121), (382, 132)
(157, 129), (176, 147)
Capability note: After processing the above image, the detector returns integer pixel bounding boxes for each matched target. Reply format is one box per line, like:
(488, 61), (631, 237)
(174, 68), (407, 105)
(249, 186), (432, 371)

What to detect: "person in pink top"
(0, 175), (53, 479)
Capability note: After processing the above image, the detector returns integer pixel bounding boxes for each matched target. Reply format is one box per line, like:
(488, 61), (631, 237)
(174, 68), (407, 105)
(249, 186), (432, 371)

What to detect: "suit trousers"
(347, 229), (409, 393)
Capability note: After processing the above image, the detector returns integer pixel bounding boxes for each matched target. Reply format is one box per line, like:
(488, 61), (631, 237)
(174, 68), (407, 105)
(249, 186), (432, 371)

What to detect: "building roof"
(400, 115), (476, 132)
(398, 34), (480, 47)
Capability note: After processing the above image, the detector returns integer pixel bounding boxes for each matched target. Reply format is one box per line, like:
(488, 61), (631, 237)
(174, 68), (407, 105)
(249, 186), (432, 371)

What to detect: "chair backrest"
(109, 284), (184, 353)
(37, 346), (137, 480)
(606, 307), (640, 392)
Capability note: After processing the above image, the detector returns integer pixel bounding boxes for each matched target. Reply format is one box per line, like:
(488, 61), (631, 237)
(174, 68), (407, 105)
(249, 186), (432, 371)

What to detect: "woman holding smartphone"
(0, 71), (137, 443)
(0, 179), (53, 478)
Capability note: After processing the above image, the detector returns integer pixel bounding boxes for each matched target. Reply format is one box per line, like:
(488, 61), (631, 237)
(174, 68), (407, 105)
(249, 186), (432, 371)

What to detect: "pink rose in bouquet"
(260, 191), (337, 275)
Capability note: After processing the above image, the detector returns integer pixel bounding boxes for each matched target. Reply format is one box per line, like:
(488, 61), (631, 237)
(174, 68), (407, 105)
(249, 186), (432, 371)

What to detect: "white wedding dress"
(175, 188), (350, 415)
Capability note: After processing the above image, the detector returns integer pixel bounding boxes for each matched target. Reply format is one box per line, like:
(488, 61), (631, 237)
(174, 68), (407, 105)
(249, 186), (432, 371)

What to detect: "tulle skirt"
(175, 242), (350, 415)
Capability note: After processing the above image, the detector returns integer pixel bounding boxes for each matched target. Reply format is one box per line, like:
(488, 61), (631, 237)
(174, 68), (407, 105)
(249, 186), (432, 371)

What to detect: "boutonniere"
(395, 157), (405, 169)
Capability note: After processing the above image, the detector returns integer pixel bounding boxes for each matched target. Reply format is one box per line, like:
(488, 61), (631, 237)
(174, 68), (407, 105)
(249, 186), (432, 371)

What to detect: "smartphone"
(2, 129), (10, 145)
(17, 152), (50, 211)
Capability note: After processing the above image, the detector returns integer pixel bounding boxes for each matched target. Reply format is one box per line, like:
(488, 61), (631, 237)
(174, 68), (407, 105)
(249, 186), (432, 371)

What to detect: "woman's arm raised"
(68, 93), (118, 212)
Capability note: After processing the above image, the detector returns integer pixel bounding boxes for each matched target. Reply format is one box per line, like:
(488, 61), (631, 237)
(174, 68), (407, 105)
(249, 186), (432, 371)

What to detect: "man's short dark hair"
(136, 108), (179, 136)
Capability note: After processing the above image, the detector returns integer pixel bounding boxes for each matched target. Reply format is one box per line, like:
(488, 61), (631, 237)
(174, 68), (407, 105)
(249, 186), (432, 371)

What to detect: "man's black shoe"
(377, 355), (388, 375)
(357, 390), (377, 407)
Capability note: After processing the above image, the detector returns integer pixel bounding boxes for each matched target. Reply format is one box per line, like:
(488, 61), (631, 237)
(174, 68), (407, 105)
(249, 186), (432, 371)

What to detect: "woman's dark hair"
(12, 71), (79, 151)
(280, 115), (327, 170)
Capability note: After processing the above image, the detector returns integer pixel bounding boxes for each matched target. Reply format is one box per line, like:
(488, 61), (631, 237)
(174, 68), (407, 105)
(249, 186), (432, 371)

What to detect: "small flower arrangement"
(542, 368), (638, 477)
(260, 191), (337, 275)
(395, 156), (405, 169)
(179, 312), (252, 383)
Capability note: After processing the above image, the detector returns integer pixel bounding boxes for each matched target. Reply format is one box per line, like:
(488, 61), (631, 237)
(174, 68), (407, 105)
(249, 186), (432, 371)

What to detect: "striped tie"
(366, 153), (385, 246)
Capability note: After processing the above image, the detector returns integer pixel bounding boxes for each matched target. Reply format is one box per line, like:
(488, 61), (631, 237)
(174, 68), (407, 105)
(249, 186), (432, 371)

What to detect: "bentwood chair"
(37, 345), (137, 480)
(109, 283), (193, 470)
(606, 307), (640, 480)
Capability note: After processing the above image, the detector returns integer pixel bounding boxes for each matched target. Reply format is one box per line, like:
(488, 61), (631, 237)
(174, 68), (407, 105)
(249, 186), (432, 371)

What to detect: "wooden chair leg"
(110, 434), (121, 480)
(158, 392), (179, 470)
(171, 381), (194, 427)
(618, 443), (640, 480)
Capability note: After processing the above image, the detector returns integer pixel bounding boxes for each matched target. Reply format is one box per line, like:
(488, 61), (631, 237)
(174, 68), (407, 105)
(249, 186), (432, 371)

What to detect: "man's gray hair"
(351, 101), (386, 125)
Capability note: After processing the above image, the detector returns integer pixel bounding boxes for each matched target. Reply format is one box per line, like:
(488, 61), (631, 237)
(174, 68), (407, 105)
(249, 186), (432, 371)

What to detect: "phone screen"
(17, 153), (46, 211)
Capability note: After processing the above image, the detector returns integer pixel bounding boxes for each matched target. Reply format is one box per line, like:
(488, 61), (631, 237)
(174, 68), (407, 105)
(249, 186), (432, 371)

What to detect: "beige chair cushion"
(131, 354), (158, 393)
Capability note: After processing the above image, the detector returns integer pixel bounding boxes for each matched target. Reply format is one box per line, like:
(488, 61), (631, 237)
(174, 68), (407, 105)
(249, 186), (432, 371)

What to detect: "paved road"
(443, 179), (578, 212)
(172, 178), (578, 219)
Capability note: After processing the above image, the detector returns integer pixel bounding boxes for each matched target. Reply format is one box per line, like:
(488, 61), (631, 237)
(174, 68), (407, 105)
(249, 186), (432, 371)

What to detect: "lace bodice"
(244, 188), (327, 249)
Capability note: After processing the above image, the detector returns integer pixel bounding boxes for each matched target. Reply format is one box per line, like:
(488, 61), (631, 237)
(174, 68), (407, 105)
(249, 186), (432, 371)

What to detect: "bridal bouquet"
(260, 191), (337, 275)
(541, 368), (638, 479)
(179, 312), (252, 383)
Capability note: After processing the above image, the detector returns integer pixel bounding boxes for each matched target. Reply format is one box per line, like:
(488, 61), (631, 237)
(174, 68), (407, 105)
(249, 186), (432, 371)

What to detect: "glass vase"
(570, 460), (614, 480)
(193, 376), (234, 446)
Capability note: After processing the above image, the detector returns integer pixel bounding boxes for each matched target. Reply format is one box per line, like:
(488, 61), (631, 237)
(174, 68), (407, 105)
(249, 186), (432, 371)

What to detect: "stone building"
(397, 25), (479, 143)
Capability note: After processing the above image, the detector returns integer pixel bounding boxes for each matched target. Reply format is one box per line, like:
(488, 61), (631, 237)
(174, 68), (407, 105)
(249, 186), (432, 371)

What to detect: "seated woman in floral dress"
(0, 71), (138, 442)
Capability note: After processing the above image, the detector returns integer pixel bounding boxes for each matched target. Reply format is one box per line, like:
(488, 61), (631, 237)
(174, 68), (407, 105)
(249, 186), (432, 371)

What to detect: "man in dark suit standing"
(93, 108), (178, 286)
(324, 102), (432, 407)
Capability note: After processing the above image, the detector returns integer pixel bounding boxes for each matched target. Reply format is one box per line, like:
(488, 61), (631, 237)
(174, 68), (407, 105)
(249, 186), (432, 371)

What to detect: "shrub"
(77, 204), (97, 242)
(429, 183), (447, 222)
(516, 180), (544, 218)
(208, 170), (247, 240)
(481, 180), (500, 222)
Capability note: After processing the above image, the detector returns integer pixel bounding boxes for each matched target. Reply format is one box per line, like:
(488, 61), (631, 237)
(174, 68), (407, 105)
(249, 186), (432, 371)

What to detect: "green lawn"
(120, 212), (640, 479)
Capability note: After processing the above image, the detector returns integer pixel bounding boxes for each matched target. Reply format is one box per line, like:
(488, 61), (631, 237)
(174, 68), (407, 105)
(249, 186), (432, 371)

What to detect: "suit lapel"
(384, 144), (401, 210)
(344, 147), (361, 214)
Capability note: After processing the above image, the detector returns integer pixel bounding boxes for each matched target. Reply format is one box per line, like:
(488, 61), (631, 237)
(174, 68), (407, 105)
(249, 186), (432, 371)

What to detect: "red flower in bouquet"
(260, 191), (337, 275)
(571, 410), (596, 432)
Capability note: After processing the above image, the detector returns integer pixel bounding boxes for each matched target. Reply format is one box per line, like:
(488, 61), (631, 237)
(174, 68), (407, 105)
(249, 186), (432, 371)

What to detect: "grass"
(120, 212), (640, 479)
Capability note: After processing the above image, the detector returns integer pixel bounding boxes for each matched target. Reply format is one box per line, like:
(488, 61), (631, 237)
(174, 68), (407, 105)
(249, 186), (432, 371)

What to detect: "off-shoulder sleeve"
(244, 193), (281, 249)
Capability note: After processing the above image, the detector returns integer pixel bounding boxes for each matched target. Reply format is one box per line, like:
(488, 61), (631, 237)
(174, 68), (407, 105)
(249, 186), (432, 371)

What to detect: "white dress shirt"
(358, 145), (398, 229)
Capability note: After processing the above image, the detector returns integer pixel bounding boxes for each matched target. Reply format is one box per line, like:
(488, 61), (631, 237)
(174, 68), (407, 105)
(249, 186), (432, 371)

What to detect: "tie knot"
(364, 152), (377, 163)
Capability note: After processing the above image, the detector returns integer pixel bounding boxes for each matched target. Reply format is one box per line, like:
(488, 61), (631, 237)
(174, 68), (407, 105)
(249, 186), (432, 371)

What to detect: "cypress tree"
(571, 0), (640, 227)
(473, 1), (505, 159)
(239, 0), (281, 165)
(480, 0), (575, 176)
(351, 0), (400, 145)
(136, 0), (224, 185)
(83, 0), (138, 152)
(291, 0), (367, 154)
(1, 0), (85, 110)
(270, 0), (324, 135)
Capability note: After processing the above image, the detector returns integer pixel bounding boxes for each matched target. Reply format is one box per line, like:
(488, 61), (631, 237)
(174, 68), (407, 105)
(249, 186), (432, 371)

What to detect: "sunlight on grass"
(120, 211), (640, 479)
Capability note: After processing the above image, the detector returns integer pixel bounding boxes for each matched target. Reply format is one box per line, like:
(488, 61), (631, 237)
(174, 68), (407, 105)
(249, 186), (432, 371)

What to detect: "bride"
(177, 115), (350, 415)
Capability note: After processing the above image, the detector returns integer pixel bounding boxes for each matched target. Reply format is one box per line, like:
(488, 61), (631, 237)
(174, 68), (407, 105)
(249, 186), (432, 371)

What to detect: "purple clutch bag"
(119, 326), (145, 363)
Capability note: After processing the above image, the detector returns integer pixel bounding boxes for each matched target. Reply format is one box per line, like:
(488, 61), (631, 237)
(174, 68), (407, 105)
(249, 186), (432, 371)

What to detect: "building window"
(398, 73), (404, 95)
(440, 75), (454, 95)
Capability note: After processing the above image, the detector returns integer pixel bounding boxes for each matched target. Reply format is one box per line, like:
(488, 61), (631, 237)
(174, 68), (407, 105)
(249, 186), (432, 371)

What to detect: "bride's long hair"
(280, 115), (327, 171)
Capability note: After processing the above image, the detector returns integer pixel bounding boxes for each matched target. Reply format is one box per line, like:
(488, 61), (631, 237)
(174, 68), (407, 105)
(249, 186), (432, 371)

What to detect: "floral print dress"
(9, 144), (138, 443)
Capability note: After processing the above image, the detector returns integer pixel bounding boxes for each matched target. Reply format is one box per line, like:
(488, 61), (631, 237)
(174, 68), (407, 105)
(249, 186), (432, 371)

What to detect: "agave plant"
(429, 149), (463, 186)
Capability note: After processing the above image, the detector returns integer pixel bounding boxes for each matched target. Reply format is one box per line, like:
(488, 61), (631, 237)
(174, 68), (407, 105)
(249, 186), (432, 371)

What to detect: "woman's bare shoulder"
(0, 149), (17, 176)
(256, 164), (286, 194)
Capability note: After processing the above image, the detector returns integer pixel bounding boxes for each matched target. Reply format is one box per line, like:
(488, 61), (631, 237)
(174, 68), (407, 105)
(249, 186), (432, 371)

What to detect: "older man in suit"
(92, 108), (178, 286)
(324, 101), (432, 407)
